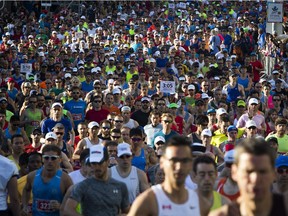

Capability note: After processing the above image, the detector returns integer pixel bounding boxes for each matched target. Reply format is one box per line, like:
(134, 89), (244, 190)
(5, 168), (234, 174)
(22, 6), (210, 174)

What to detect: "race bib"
(72, 113), (82, 121)
(31, 121), (40, 127)
(36, 199), (53, 212)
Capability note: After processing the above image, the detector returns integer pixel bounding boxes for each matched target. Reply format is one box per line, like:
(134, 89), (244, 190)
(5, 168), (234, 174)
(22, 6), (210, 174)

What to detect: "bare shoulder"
(208, 205), (229, 216)
(128, 188), (158, 216)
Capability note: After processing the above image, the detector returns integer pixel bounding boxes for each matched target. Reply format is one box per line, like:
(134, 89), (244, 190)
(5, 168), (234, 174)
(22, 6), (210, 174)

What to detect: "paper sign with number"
(178, 2), (187, 9)
(75, 31), (83, 39)
(160, 81), (175, 94)
(20, 63), (32, 74)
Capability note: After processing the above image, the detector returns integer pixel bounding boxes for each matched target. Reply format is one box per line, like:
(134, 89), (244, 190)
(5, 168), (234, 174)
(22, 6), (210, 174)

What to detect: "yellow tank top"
(210, 191), (222, 211)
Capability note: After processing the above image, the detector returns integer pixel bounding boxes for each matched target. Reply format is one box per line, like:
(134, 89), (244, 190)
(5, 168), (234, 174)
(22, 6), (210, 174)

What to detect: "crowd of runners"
(0, 1), (288, 216)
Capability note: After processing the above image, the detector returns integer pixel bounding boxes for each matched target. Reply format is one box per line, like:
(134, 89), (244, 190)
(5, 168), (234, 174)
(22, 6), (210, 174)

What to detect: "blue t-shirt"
(41, 118), (72, 142)
(64, 100), (86, 129)
(152, 130), (179, 146)
(81, 81), (93, 93)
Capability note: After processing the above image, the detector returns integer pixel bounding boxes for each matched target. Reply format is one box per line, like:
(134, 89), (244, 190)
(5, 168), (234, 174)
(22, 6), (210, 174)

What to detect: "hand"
(50, 200), (60, 211)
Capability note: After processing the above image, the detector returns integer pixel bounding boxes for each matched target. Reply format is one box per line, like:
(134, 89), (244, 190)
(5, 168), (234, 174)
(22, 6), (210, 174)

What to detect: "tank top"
(111, 166), (140, 204)
(192, 133), (202, 143)
(26, 109), (42, 137)
(32, 168), (63, 216)
(217, 178), (240, 201)
(4, 127), (21, 140)
(61, 141), (69, 157)
(226, 194), (286, 216)
(151, 184), (201, 216)
(278, 107), (284, 117)
(84, 137), (102, 148)
(123, 119), (137, 129)
(210, 191), (222, 211)
(132, 148), (146, 171)
(227, 83), (241, 103)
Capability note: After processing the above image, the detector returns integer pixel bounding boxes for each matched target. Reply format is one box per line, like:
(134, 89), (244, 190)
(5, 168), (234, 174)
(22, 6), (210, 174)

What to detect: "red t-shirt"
(25, 144), (42, 153)
(250, 60), (263, 82)
(85, 108), (110, 124)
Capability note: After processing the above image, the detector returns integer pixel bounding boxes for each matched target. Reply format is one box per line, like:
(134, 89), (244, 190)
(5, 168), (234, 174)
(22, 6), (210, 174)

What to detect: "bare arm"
(69, 129), (75, 149)
(61, 152), (73, 173)
(22, 171), (35, 213)
(127, 189), (157, 216)
(63, 198), (82, 216)
(7, 176), (20, 216)
(72, 139), (86, 160)
(137, 169), (150, 193)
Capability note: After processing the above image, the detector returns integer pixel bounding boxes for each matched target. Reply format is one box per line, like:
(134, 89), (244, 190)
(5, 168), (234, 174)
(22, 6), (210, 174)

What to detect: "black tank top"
(227, 194), (286, 216)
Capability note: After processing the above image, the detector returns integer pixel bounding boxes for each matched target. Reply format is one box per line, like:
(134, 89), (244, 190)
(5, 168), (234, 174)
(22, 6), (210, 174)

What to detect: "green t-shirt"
(266, 134), (288, 153)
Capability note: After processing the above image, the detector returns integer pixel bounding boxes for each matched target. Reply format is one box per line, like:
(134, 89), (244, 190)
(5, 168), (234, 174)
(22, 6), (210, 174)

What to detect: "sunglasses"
(119, 155), (131, 159)
(55, 132), (64, 135)
(94, 101), (102, 103)
(33, 132), (42, 136)
(273, 99), (281, 101)
(132, 137), (142, 142)
(102, 127), (110, 130)
(248, 126), (256, 130)
(163, 120), (172, 124)
(112, 136), (121, 139)
(43, 155), (59, 161)
(114, 120), (123, 123)
(277, 168), (288, 174)
(72, 92), (80, 94)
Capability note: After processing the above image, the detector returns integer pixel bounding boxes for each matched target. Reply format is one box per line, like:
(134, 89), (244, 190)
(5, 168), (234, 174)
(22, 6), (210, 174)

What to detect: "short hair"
(11, 134), (24, 144)
(149, 110), (161, 117)
(42, 144), (62, 156)
(105, 141), (118, 148)
(193, 155), (217, 173)
(130, 127), (143, 138)
(100, 119), (112, 128)
(111, 128), (121, 134)
(77, 122), (87, 128)
(80, 148), (90, 163)
(10, 115), (20, 122)
(275, 117), (287, 126)
(163, 135), (192, 157)
(161, 112), (174, 120)
(234, 138), (275, 167)
(28, 152), (42, 160)
(220, 114), (230, 123)
(19, 152), (30, 166)
(195, 115), (209, 125)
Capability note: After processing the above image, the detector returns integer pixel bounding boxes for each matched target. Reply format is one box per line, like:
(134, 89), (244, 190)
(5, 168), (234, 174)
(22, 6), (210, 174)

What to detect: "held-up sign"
(20, 63), (32, 74)
(160, 81), (175, 94)
(168, 3), (175, 9)
(75, 31), (83, 39)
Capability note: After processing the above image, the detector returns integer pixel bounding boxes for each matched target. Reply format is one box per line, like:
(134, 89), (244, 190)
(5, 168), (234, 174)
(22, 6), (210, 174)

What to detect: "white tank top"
(111, 166), (140, 204)
(123, 119), (137, 129)
(84, 137), (103, 148)
(151, 184), (201, 216)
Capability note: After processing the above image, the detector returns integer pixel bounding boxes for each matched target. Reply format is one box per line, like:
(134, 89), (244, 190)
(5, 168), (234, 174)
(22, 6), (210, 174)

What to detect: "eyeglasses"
(72, 92), (80, 94)
(248, 126), (256, 130)
(94, 101), (102, 103)
(55, 132), (64, 136)
(131, 137), (142, 142)
(273, 99), (281, 101)
(119, 155), (131, 159)
(163, 120), (172, 124)
(112, 136), (121, 139)
(43, 155), (59, 161)
(114, 120), (123, 123)
(102, 127), (110, 130)
(277, 168), (288, 174)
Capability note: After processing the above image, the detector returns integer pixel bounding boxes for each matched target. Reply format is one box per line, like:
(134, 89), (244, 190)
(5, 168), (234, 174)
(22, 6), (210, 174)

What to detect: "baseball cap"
(201, 129), (212, 137)
(188, 84), (195, 90)
(168, 103), (178, 109)
(276, 156), (288, 168)
(45, 132), (57, 140)
(207, 108), (216, 114)
(237, 100), (246, 107)
(227, 125), (238, 133)
(216, 108), (227, 116)
(113, 88), (121, 95)
(272, 70), (279, 74)
(245, 120), (257, 128)
(0, 97), (7, 102)
(52, 123), (64, 130)
(141, 97), (150, 102)
(32, 127), (42, 134)
(51, 103), (63, 109)
(201, 93), (210, 99)
(248, 98), (259, 105)
(154, 136), (165, 145)
(224, 150), (235, 163)
(88, 121), (99, 129)
(93, 80), (101, 86)
(109, 57), (115, 61)
(197, 74), (204, 79)
(191, 143), (206, 154)
(64, 73), (72, 78)
(89, 145), (106, 163)
(267, 137), (278, 144)
(117, 143), (132, 157)
(121, 106), (131, 112)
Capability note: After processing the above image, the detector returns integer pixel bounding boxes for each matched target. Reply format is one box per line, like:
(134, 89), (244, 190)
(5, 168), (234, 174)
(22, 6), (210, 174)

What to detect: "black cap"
(32, 127), (42, 134)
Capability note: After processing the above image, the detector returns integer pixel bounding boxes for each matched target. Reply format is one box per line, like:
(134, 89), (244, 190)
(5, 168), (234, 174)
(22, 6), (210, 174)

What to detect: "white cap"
(108, 79), (114, 84)
(79, 66), (84, 69)
(201, 93), (210, 99)
(28, 35), (33, 39)
(117, 143), (132, 157)
(130, 54), (136, 57)
(88, 121), (100, 129)
(39, 52), (45, 57)
(113, 88), (121, 94)
(188, 84), (195, 90)
(216, 108), (227, 116)
(221, 89), (228, 95)
(246, 120), (257, 128)
(64, 73), (72, 78)
(93, 80), (101, 85)
(73, 67), (78, 72)
(121, 106), (131, 112)
(231, 55), (237, 58)
(179, 76), (185, 81)
(272, 70), (279, 74)
(154, 136), (165, 145)
(248, 98), (259, 105)
(214, 76), (220, 80)
(109, 57), (115, 61)
(80, 15), (86, 19)
(224, 150), (235, 163)
(45, 132), (57, 140)
(141, 97), (150, 102)
(89, 145), (105, 163)
(201, 128), (212, 137)
(52, 31), (57, 34)
(78, 60), (84, 65)
(149, 58), (156, 63)
(197, 74), (204, 78)
(51, 102), (63, 108)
